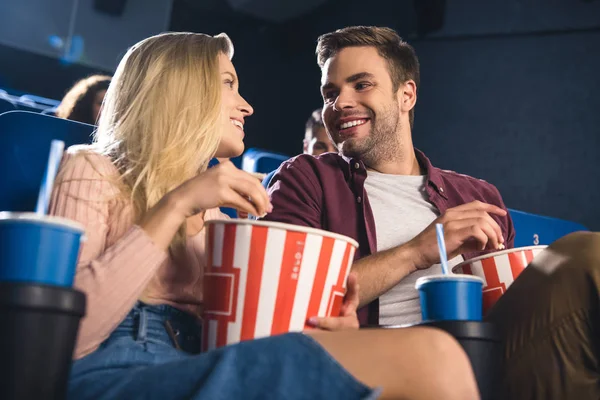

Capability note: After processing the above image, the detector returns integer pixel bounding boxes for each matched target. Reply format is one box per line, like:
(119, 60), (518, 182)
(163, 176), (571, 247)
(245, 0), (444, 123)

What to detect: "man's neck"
(365, 134), (422, 176)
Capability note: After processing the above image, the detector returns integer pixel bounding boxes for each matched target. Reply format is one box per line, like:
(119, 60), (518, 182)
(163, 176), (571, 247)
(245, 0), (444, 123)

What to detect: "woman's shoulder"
(54, 145), (123, 200)
(60, 145), (119, 179)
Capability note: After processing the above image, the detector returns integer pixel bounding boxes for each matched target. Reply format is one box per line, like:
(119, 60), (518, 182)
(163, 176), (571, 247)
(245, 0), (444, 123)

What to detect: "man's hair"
(305, 108), (324, 141)
(316, 26), (420, 128)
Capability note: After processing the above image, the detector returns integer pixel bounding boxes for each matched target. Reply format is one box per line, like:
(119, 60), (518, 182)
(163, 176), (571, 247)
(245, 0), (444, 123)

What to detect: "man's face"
(320, 46), (401, 163)
(304, 126), (337, 156)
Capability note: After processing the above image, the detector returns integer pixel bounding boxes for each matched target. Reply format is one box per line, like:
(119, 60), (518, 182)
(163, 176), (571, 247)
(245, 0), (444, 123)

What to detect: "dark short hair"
(305, 108), (324, 141)
(316, 26), (420, 128)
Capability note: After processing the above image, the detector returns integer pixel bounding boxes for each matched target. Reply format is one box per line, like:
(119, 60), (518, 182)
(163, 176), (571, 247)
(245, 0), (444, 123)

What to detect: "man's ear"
(398, 80), (417, 113)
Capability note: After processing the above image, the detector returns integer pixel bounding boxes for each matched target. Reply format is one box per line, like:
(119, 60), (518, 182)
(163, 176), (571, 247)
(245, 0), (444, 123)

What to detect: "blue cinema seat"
(507, 209), (588, 247)
(0, 111), (94, 212)
(0, 94), (17, 115)
(242, 148), (289, 174)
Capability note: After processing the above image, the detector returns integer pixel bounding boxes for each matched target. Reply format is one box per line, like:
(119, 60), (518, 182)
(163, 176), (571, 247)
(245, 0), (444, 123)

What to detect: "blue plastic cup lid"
(415, 274), (484, 290)
(0, 212), (85, 234)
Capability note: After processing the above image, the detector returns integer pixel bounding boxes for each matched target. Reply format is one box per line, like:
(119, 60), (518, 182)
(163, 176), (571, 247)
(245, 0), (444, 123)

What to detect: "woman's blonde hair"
(94, 31), (234, 247)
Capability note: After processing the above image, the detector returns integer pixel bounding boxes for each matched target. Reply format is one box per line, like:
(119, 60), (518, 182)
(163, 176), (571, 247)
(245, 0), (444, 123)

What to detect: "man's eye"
(323, 91), (337, 101)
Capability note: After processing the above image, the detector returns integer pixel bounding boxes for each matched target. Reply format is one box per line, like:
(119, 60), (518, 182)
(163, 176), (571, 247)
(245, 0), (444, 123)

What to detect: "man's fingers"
(441, 210), (504, 244)
(306, 316), (359, 331)
(448, 201), (507, 216)
(446, 218), (493, 251)
(455, 225), (490, 252)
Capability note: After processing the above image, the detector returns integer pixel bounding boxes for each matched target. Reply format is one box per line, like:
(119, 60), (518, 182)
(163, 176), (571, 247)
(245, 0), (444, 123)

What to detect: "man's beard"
(338, 99), (402, 166)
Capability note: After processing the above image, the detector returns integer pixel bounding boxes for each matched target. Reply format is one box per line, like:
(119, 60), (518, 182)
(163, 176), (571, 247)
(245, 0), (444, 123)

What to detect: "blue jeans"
(68, 302), (380, 399)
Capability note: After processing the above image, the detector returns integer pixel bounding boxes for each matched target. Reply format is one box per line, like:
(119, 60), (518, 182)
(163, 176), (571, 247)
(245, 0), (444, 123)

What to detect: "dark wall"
(0, 43), (110, 99)
(413, 30), (600, 229)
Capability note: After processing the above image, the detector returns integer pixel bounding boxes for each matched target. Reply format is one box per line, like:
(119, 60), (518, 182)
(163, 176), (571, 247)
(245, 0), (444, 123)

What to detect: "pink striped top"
(49, 146), (227, 359)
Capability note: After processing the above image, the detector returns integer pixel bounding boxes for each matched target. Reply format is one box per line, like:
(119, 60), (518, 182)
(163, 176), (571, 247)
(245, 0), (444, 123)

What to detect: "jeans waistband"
(133, 302), (201, 324)
(118, 302), (203, 355)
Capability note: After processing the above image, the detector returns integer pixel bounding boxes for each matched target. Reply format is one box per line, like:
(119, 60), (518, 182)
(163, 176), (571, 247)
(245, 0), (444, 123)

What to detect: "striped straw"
(435, 223), (450, 275)
(35, 140), (65, 215)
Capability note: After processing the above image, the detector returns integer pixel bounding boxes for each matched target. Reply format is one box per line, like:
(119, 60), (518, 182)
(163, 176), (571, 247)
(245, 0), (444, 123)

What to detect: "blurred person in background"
(55, 74), (111, 125)
(304, 108), (337, 156)
(50, 31), (478, 400)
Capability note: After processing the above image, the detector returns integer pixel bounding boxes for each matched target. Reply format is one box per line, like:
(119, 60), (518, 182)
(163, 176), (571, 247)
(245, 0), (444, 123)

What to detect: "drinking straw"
(35, 140), (65, 215)
(435, 223), (450, 275)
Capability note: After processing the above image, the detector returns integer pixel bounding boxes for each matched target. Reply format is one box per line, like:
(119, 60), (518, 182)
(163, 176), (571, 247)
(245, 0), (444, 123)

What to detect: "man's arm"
(493, 185), (516, 249)
(262, 156), (322, 228)
(355, 201), (508, 307)
(352, 242), (420, 307)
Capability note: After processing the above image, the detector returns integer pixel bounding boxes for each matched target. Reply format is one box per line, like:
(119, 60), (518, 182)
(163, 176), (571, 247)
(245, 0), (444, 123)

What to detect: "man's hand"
(409, 200), (507, 270)
(306, 273), (360, 331)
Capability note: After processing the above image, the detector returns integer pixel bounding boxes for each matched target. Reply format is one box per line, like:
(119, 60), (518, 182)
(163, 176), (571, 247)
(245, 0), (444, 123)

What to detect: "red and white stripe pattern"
(202, 221), (356, 352)
(454, 247), (546, 313)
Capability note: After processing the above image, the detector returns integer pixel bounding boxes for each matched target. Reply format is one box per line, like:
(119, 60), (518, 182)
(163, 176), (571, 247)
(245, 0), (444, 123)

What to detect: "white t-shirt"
(364, 170), (463, 326)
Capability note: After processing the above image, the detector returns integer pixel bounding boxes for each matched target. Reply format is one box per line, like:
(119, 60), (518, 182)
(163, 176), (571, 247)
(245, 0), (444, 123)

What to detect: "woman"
(55, 75), (111, 124)
(50, 32), (478, 400)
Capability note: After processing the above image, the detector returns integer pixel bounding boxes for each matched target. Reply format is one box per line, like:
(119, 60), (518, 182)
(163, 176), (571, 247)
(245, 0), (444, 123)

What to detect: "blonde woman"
(51, 32), (478, 400)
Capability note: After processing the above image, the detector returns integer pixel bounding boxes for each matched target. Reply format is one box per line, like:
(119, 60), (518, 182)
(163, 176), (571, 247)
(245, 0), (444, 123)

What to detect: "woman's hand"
(306, 273), (360, 331)
(173, 161), (272, 218)
(139, 161), (271, 250)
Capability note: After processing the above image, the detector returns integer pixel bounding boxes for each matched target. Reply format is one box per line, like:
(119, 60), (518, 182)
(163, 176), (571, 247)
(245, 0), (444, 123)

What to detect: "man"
(266, 26), (513, 327)
(303, 108), (337, 155)
(264, 25), (600, 399)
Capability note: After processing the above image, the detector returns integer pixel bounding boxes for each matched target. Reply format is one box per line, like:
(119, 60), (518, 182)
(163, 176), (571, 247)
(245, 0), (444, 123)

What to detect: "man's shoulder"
(435, 167), (502, 203)
(438, 167), (497, 189)
(278, 152), (348, 175)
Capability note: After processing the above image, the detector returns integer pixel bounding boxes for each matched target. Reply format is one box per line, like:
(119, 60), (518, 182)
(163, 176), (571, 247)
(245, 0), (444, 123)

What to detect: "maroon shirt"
(262, 149), (515, 325)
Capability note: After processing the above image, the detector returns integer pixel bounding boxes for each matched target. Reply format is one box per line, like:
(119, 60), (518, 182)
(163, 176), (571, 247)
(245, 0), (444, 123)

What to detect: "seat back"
(242, 148), (289, 174)
(0, 95), (17, 114)
(508, 208), (588, 247)
(18, 94), (60, 108)
(0, 111), (95, 211)
(261, 170), (277, 189)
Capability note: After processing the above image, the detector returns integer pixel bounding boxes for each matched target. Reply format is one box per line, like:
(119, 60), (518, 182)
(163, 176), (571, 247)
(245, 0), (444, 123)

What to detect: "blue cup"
(0, 212), (84, 286)
(415, 274), (484, 321)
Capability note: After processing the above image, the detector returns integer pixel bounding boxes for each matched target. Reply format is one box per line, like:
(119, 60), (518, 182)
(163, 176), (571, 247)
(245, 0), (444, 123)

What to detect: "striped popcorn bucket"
(452, 246), (547, 314)
(202, 220), (358, 351)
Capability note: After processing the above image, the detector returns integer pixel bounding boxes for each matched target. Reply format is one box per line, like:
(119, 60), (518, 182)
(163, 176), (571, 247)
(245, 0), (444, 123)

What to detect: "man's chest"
(364, 176), (440, 252)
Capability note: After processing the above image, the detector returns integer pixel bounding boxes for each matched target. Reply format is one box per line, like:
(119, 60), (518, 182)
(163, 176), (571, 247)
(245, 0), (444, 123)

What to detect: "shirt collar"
(414, 148), (447, 199)
(341, 148), (447, 199)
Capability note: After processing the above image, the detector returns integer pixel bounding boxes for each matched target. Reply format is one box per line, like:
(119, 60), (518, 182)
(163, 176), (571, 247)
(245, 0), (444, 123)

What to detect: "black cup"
(0, 283), (86, 400)
(420, 320), (503, 400)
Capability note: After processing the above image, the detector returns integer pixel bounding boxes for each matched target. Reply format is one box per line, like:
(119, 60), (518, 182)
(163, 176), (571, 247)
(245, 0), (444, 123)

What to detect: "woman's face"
(215, 53), (253, 158)
(93, 89), (107, 124)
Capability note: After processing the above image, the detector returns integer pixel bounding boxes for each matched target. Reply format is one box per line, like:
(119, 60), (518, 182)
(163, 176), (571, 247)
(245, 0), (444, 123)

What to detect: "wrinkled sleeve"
(261, 157), (323, 228)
